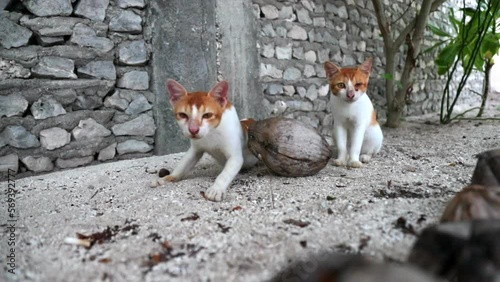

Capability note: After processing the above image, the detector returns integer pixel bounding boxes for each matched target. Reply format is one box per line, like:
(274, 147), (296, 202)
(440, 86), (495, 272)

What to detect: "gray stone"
(53, 89), (78, 105)
(117, 71), (149, 90)
(357, 41), (366, 52)
(31, 56), (77, 79)
(325, 3), (336, 13)
(287, 100), (313, 111)
(297, 86), (306, 98)
(19, 16), (87, 37)
(0, 58), (31, 79)
(4, 12), (24, 23)
(338, 6), (348, 19)
(304, 50), (317, 63)
(37, 36), (65, 47)
(31, 96), (67, 120)
(313, 99), (327, 111)
(73, 95), (103, 110)
(23, 0), (73, 17)
(75, 0), (109, 21)
(252, 4), (260, 18)
(117, 140), (153, 155)
(319, 84), (330, 97)
(0, 94), (28, 118)
(306, 85), (318, 101)
(343, 54), (356, 66)
(288, 25), (307, 40)
(323, 114), (334, 126)
(304, 65), (316, 78)
(56, 156), (93, 169)
(29, 110), (114, 136)
(301, 0), (315, 12)
(39, 127), (70, 150)
(275, 45), (292, 60)
(0, 17), (33, 49)
(125, 95), (152, 115)
(283, 67), (302, 81)
(0, 154), (18, 173)
(109, 10), (142, 34)
(72, 118), (111, 141)
(104, 92), (129, 111)
(260, 63), (283, 79)
(275, 26), (287, 38)
(116, 89), (145, 102)
(116, 0), (145, 8)
(262, 23), (276, 37)
(77, 61), (116, 80)
(111, 114), (155, 136)
(261, 5), (279, 19)
(98, 142), (117, 161)
(283, 85), (295, 96)
(268, 84), (283, 95)
(313, 17), (326, 27)
(70, 23), (114, 53)
(262, 43), (275, 58)
(279, 6), (293, 19)
(323, 31), (338, 44)
(293, 47), (304, 60)
(21, 156), (54, 172)
(318, 49), (330, 63)
(118, 40), (148, 65)
(0, 126), (40, 149)
(297, 9), (312, 24)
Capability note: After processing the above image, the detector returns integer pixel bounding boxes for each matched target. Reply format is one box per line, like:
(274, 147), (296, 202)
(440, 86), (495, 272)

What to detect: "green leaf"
(435, 44), (460, 75)
(383, 73), (394, 80)
(428, 23), (452, 37)
(481, 33), (500, 59)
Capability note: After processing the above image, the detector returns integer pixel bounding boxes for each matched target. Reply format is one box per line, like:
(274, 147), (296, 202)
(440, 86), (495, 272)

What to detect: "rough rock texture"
(0, 17), (33, 49)
(21, 156), (54, 172)
(111, 114), (155, 136)
(117, 71), (149, 90)
(22, 0), (73, 17)
(0, 0), (153, 176)
(31, 56), (77, 79)
(0, 125), (40, 149)
(0, 153), (19, 173)
(117, 139), (153, 154)
(39, 127), (71, 150)
(31, 96), (67, 120)
(71, 118), (111, 141)
(77, 61), (116, 80)
(118, 40), (148, 65)
(0, 94), (29, 118)
(74, 0), (110, 21)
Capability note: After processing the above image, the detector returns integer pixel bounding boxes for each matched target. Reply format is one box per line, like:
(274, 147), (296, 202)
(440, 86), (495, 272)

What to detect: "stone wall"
(251, 0), (482, 140)
(0, 0), (155, 178)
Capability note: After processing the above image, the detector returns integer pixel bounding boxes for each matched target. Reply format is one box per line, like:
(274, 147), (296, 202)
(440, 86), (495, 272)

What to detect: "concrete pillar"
(150, 0), (217, 155)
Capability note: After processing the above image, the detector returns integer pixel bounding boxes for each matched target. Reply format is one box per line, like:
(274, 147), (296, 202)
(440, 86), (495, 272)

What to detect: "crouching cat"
(151, 79), (258, 202)
(324, 58), (383, 168)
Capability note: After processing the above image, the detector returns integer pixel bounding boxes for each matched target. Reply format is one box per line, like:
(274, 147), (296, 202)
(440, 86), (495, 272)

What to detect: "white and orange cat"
(324, 58), (383, 168)
(150, 79), (258, 201)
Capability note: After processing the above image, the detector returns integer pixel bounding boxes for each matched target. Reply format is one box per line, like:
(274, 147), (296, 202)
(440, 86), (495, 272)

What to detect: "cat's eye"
(355, 83), (363, 87)
(202, 113), (214, 119)
(177, 113), (188, 119)
(337, 83), (346, 88)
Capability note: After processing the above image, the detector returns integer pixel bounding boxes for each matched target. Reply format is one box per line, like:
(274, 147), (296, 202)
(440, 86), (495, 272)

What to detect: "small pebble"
(159, 168), (170, 177)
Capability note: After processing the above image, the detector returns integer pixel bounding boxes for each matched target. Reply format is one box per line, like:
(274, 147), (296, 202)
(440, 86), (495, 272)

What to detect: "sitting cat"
(324, 58), (383, 168)
(151, 79), (258, 202)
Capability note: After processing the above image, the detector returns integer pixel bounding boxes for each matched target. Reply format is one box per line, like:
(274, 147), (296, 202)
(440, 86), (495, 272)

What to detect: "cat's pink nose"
(347, 92), (355, 99)
(189, 127), (199, 135)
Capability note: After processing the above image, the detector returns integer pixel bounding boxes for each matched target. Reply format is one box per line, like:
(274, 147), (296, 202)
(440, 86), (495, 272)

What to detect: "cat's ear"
(324, 62), (341, 79)
(359, 58), (373, 75)
(166, 79), (187, 104)
(208, 80), (229, 107)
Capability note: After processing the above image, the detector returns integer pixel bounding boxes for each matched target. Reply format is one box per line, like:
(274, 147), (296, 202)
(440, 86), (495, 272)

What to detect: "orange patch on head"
(371, 110), (378, 126)
(324, 58), (372, 96)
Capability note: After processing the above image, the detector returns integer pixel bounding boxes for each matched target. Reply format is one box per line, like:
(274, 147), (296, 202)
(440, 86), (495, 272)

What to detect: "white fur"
(152, 106), (258, 202)
(330, 84), (383, 168)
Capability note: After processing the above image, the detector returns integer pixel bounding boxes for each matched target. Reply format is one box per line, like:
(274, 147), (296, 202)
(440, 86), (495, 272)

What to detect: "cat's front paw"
(347, 160), (363, 168)
(205, 186), (225, 202)
(333, 159), (347, 166)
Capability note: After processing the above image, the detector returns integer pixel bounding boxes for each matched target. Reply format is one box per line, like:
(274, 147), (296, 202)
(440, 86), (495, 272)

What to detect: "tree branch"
(394, 0), (448, 48)
(372, 0), (393, 45)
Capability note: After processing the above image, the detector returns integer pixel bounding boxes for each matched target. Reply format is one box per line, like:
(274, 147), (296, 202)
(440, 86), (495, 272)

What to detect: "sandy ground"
(1, 109), (499, 282)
